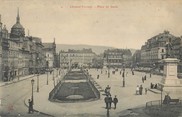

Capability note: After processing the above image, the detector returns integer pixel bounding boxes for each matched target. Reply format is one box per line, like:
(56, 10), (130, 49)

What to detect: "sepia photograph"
(0, 0), (182, 117)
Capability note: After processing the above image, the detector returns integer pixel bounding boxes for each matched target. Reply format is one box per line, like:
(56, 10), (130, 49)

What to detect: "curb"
(0, 75), (36, 87)
(24, 97), (54, 117)
(148, 89), (161, 94)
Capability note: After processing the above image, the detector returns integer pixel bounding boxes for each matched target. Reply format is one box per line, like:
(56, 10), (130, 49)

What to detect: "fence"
(146, 100), (162, 108)
(146, 99), (182, 108)
(48, 79), (63, 101)
(84, 70), (100, 99)
(88, 79), (100, 99)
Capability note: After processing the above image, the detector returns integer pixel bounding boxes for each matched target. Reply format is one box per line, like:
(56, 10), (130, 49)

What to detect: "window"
(161, 55), (164, 59)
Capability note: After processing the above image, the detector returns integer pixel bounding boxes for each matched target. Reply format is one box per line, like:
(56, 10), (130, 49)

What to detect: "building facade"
(59, 49), (96, 69)
(0, 15), (2, 80)
(103, 49), (132, 68)
(0, 9), (51, 81)
(132, 50), (141, 67)
(172, 36), (182, 72)
(140, 31), (177, 68)
(43, 39), (56, 70)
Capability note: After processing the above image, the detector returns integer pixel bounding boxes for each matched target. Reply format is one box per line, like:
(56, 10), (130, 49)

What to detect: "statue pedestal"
(158, 58), (182, 94)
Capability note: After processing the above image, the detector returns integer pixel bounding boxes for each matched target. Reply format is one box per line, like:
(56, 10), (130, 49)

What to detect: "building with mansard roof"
(59, 48), (96, 69)
(103, 49), (132, 68)
(0, 18), (2, 80)
(140, 30), (177, 68)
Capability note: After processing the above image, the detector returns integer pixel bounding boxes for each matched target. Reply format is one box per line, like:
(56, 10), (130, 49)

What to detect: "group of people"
(142, 75), (147, 83)
(136, 85), (147, 95)
(104, 85), (118, 109)
(150, 83), (158, 89)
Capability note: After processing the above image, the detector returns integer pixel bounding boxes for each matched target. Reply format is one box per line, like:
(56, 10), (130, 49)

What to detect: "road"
(0, 72), (55, 117)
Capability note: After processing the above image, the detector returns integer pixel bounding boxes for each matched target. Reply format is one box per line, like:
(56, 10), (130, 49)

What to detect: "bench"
(169, 99), (180, 105)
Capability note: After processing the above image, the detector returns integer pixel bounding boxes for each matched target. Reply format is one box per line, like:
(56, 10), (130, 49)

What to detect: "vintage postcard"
(0, 0), (182, 117)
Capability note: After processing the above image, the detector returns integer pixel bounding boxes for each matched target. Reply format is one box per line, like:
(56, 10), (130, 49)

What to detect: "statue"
(165, 41), (173, 58)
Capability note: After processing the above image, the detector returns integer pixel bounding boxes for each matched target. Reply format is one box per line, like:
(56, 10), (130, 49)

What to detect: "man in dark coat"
(113, 95), (118, 109)
(108, 95), (112, 109)
(28, 99), (33, 113)
(104, 96), (109, 109)
(139, 85), (143, 95)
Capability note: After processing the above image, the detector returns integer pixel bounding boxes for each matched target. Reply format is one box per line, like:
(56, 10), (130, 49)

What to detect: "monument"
(158, 41), (182, 94)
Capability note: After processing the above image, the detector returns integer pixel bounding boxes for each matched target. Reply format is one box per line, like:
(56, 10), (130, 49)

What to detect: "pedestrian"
(145, 88), (148, 94)
(28, 99), (33, 114)
(142, 77), (144, 83)
(136, 85), (139, 95)
(97, 74), (99, 79)
(154, 84), (158, 89)
(104, 95), (109, 109)
(132, 71), (134, 75)
(28, 99), (31, 114)
(108, 95), (112, 109)
(144, 75), (146, 80)
(113, 95), (118, 109)
(150, 83), (153, 89)
(120, 71), (122, 75)
(139, 85), (143, 95)
(150, 73), (151, 78)
(108, 72), (110, 78)
(105, 85), (111, 96)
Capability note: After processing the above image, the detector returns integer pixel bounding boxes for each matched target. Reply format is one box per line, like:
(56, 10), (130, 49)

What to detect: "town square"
(0, 0), (182, 117)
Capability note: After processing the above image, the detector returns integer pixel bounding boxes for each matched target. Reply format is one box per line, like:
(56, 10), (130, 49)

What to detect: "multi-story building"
(0, 38), (2, 81)
(43, 39), (56, 70)
(1, 24), (10, 81)
(172, 36), (182, 72)
(92, 54), (104, 68)
(0, 9), (50, 81)
(140, 30), (177, 68)
(132, 50), (141, 67)
(0, 15), (2, 80)
(59, 49), (96, 69)
(9, 9), (31, 77)
(103, 49), (132, 68)
(54, 53), (60, 68)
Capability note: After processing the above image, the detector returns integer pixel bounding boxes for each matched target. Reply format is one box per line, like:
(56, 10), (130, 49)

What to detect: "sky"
(0, 0), (182, 49)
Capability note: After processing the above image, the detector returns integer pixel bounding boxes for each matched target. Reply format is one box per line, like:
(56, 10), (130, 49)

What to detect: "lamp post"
(57, 68), (58, 77)
(106, 108), (110, 117)
(47, 69), (49, 85)
(161, 85), (164, 108)
(46, 61), (49, 85)
(36, 57), (39, 92)
(53, 69), (55, 88)
(31, 79), (34, 104)
(37, 73), (39, 92)
(122, 69), (125, 87)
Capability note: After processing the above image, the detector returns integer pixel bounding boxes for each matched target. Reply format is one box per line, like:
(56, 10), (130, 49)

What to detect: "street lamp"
(36, 57), (39, 92)
(46, 61), (49, 85)
(53, 69), (55, 88)
(106, 108), (110, 117)
(57, 68), (58, 77)
(31, 79), (34, 105)
(122, 69), (125, 87)
(161, 85), (164, 108)
(37, 73), (39, 92)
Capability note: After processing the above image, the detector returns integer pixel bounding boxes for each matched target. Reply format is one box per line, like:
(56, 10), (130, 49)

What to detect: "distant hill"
(56, 44), (137, 55)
